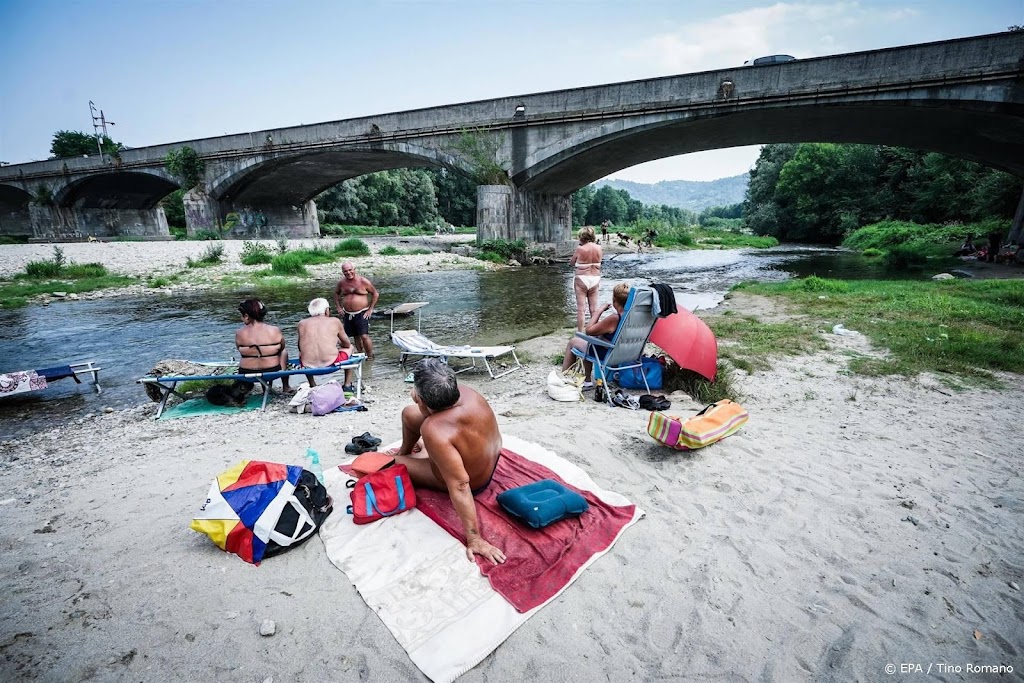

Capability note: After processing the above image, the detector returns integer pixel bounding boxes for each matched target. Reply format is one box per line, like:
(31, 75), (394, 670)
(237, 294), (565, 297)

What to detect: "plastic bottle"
(594, 379), (605, 403)
(305, 447), (325, 485)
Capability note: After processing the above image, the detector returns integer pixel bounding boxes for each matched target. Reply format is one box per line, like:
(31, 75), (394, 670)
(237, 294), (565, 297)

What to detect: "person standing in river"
(333, 263), (379, 389)
(569, 226), (603, 332)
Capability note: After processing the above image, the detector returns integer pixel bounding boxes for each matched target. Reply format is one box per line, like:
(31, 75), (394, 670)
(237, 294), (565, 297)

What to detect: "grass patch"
(379, 245), (400, 256)
(706, 311), (827, 372)
(269, 252), (309, 276)
(662, 361), (740, 403)
(737, 277), (1024, 379)
(187, 243), (224, 268)
(19, 248), (109, 281)
(380, 245), (435, 256)
(694, 230), (779, 249)
(332, 238), (370, 257)
(0, 275), (136, 308)
(240, 241), (273, 265)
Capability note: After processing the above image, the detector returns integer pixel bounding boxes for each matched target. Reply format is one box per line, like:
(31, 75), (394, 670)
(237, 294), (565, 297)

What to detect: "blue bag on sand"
(497, 479), (589, 529)
(612, 356), (664, 390)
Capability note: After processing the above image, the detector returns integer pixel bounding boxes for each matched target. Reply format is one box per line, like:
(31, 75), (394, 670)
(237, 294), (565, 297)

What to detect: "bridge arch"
(207, 142), (474, 204)
(54, 170), (180, 210)
(0, 184), (34, 212)
(516, 97), (1024, 194)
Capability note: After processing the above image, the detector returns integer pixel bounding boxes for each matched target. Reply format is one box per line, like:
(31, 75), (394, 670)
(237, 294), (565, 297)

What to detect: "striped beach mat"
(647, 399), (749, 451)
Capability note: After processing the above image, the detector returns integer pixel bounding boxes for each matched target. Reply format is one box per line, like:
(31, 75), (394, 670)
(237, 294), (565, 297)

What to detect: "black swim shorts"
(343, 310), (370, 337)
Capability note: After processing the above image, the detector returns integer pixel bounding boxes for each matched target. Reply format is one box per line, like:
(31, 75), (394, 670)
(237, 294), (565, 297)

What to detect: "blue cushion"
(497, 479), (589, 529)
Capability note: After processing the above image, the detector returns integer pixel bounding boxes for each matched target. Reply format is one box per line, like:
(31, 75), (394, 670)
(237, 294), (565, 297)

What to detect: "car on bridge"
(743, 54), (796, 66)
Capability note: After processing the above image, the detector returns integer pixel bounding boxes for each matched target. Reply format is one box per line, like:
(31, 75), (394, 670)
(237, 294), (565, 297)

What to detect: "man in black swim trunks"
(387, 358), (506, 565)
(333, 262), (379, 376)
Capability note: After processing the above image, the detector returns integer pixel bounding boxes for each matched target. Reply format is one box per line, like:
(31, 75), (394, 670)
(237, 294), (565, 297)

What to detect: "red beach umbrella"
(649, 309), (718, 381)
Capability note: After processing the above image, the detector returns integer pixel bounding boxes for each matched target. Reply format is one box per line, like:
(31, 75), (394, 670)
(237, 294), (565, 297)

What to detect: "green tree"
(586, 185), (629, 224)
(743, 143), (798, 237)
(50, 130), (123, 159)
(571, 185), (595, 226)
(429, 168), (476, 226)
(160, 189), (186, 227)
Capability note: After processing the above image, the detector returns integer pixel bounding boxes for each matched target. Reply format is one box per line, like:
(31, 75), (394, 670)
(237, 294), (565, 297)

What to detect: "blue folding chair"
(571, 287), (657, 406)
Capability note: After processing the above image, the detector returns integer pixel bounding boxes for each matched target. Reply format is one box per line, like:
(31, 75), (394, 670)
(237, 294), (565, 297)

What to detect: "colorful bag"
(190, 460), (333, 565)
(647, 399), (748, 450)
(346, 464), (417, 524)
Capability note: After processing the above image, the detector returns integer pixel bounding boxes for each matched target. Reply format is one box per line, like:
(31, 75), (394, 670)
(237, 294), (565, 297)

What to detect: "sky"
(1, 0), (1021, 183)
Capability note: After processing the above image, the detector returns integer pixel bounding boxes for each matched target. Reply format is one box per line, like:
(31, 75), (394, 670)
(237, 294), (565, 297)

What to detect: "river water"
(0, 245), (929, 439)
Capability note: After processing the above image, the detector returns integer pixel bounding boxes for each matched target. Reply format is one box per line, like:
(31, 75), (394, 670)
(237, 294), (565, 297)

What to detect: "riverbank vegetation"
(0, 247), (133, 308)
(743, 143), (1018, 246)
(717, 278), (1024, 383)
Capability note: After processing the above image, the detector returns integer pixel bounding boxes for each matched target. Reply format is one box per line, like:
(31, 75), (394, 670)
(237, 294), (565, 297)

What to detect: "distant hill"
(594, 173), (749, 212)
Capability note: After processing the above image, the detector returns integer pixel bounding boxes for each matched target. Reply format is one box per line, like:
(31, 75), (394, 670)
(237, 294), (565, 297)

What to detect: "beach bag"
(647, 399), (749, 451)
(310, 382), (347, 416)
(346, 464), (417, 524)
(612, 356), (664, 390)
(547, 369), (583, 402)
(190, 460), (333, 564)
(497, 479), (589, 529)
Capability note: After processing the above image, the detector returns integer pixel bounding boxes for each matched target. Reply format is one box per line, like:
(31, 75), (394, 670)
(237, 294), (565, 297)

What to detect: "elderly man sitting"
(387, 358), (506, 565)
(296, 297), (353, 387)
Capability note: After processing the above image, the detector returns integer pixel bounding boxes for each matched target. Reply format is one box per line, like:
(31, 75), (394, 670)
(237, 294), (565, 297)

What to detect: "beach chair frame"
(389, 303), (522, 379)
(572, 287), (657, 407)
(138, 355), (365, 418)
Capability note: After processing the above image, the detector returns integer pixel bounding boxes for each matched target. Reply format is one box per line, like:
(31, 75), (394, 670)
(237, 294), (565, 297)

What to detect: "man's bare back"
(390, 359), (505, 564)
(297, 315), (350, 368)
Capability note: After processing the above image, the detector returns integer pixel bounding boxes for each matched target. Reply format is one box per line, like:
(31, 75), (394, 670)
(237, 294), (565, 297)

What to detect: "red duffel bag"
(345, 464), (417, 524)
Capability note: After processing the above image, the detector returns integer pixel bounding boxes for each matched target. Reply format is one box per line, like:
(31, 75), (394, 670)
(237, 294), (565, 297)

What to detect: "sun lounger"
(389, 303), (521, 379)
(138, 355), (366, 418)
(0, 361), (102, 397)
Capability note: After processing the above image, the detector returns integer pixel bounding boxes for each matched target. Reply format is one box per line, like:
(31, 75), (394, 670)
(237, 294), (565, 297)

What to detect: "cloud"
(619, 2), (918, 73)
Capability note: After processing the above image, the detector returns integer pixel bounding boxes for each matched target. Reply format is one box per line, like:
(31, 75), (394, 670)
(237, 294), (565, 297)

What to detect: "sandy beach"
(1, 280), (1021, 681)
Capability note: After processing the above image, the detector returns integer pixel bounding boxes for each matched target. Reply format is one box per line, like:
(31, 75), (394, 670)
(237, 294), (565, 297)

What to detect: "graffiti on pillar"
(185, 204), (213, 230)
(224, 207), (268, 235)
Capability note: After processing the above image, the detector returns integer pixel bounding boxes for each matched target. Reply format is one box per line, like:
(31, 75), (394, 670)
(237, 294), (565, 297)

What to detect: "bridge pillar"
(183, 186), (320, 238)
(0, 207), (32, 239)
(1008, 184), (1024, 245)
(476, 185), (571, 246)
(28, 205), (169, 240)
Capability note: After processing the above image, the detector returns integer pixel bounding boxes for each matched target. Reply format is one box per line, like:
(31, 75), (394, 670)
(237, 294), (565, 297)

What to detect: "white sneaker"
(581, 381), (594, 390)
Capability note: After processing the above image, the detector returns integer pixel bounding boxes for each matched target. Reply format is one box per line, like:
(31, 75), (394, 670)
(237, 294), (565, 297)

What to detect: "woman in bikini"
(235, 299), (292, 392)
(569, 226), (603, 332)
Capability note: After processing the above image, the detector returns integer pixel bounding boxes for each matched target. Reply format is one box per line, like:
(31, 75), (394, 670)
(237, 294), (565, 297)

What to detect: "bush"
(199, 243), (224, 263)
(24, 260), (62, 278)
(885, 243), (928, 269)
(478, 239), (527, 262)
(662, 360), (739, 404)
(63, 263), (107, 278)
(333, 238), (370, 256)
(477, 251), (506, 264)
(276, 237), (289, 254)
(798, 276), (850, 293)
(270, 252), (309, 275)
(862, 248), (884, 258)
(379, 245), (400, 256)
(240, 241), (273, 265)
(191, 230), (221, 241)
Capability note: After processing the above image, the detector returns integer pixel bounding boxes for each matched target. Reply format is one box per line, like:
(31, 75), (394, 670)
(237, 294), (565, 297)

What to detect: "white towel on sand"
(318, 434), (643, 683)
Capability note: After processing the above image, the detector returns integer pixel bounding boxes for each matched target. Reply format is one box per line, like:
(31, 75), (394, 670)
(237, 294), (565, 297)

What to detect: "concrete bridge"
(2, 30), (1023, 245)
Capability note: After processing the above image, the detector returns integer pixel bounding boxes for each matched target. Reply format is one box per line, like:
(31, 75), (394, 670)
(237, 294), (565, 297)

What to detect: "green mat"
(159, 394), (266, 420)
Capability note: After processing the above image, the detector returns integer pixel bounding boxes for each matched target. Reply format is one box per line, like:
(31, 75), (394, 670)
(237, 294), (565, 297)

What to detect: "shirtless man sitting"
(235, 298), (291, 392)
(333, 262), (379, 391)
(296, 298), (353, 387)
(389, 358), (506, 565)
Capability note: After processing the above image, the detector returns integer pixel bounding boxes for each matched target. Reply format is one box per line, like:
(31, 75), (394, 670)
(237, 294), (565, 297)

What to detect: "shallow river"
(0, 245), (930, 439)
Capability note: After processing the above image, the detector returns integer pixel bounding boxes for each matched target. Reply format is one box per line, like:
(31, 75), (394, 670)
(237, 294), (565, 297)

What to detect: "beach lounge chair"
(0, 361), (102, 397)
(138, 355), (366, 418)
(389, 302), (522, 379)
(572, 287), (657, 406)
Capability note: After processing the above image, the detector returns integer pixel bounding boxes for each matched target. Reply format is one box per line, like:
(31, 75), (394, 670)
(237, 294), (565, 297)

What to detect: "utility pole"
(88, 100), (115, 163)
